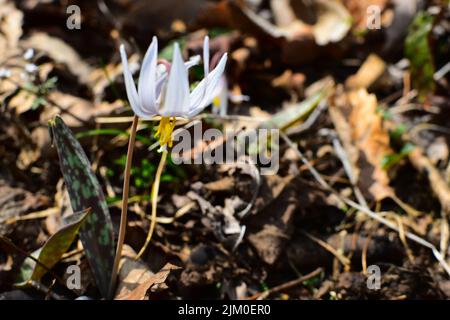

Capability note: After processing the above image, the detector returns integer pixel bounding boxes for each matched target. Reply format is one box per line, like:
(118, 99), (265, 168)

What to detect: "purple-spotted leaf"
(49, 116), (115, 298)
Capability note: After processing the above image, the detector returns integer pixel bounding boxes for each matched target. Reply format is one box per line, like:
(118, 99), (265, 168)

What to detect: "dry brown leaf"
(115, 263), (180, 300)
(345, 54), (387, 90)
(8, 90), (36, 114)
(203, 177), (235, 192)
(39, 92), (122, 127)
(6, 62), (54, 115)
(238, 0), (353, 65)
(0, 179), (51, 236)
(272, 69), (306, 98)
(16, 145), (40, 170)
(271, 0), (297, 27)
(348, 89), (394, 201)
(114, 245), (155, 298)
(330, 88), (394, 201)
(0, 0), (23, 59)
(270, 0), (352, 45)
(0, 1), (24, 97)
(88, 53), (139, 102)
(312, 0), (352, 46)
(427, 137), (449, 166)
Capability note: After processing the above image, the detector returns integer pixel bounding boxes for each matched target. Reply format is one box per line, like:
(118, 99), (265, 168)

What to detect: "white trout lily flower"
(120, 36), (228, 149)
(211, 76), (250, 116)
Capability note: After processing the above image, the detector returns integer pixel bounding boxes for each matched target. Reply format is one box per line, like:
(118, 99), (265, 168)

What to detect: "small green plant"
(381, 143), (415, 170)
(23, 76), (58, 109)
(405, 11), (436, 100)
(109, 153), (186, 192)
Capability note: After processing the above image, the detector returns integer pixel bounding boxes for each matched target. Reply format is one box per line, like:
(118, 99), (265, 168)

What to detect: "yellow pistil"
(155, 116), (176, 149)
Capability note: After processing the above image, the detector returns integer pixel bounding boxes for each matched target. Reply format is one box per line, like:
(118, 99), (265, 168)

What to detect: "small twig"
(109, 115), (139, 299)
(410, 123), (450, 143)
(249, 268), (323, 300)
(302, 231), (351, 267)
(361, 231), (373, 274)
(327, 130), (369, 209)
(136, 201), (196, 224)
(434, 61), (450, 81)
(393, 215), (415, 263)
(97, 0), (122, 32)
(136, 149), (168, 259)
(95, 113), (263, 125)
(203, 113), (267, 123)
(28, 280), (65, 300)
(3, 207), (59, 225)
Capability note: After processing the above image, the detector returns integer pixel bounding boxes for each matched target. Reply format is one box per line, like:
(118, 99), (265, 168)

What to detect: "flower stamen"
(212, 96), (221, 109)
(155, 116), (177, 149)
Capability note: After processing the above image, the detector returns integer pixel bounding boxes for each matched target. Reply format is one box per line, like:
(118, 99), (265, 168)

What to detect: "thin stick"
(136, 149), (168, 259)
(28, 280), (65, 300)
(248, 268), (323, 300)
(3, 207), (59, 224)
(109, 115), (139, 299)
(302, 231), (351, 267)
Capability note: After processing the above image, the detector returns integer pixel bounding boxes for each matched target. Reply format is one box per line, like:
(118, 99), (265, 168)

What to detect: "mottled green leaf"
(16, 208), (90, 286)
(49, 116), (115, 298)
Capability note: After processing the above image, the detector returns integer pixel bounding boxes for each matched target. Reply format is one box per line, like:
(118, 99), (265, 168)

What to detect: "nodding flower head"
(120, 36), (228, 150)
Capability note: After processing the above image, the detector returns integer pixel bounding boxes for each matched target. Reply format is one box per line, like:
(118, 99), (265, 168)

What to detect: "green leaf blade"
(49, 116), (115, 298)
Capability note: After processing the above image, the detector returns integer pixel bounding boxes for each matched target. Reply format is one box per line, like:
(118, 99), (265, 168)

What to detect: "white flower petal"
(161, 43), (190, 116)
(138, 36), (158, 115)
(120, 44), (154, 118)
(215, 77), (229, 116)
(186, 55), (201, 69)
(188, 53), (228, 117)
(203, 36), (209, 78)
(201, 36), (210, 107)
(155, 56), (200, 96)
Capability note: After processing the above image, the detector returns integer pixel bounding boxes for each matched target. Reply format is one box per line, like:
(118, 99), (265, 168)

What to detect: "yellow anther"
(212, 96), (221, 109)
(155, 116), (177, 149)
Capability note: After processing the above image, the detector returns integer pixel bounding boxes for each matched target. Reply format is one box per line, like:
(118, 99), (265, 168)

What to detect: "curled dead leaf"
(116, 263), (180, 300)
(114, 245), (154, 298)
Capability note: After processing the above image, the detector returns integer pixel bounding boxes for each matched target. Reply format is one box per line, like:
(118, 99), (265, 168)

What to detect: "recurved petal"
(186, 55), (201, 69)
(138, 36), (158, 115)
(120, 44), (154, 119)
(188, 53), (228, 117)
(203, 36), (210, 78)
(161, 43), (190, 116)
